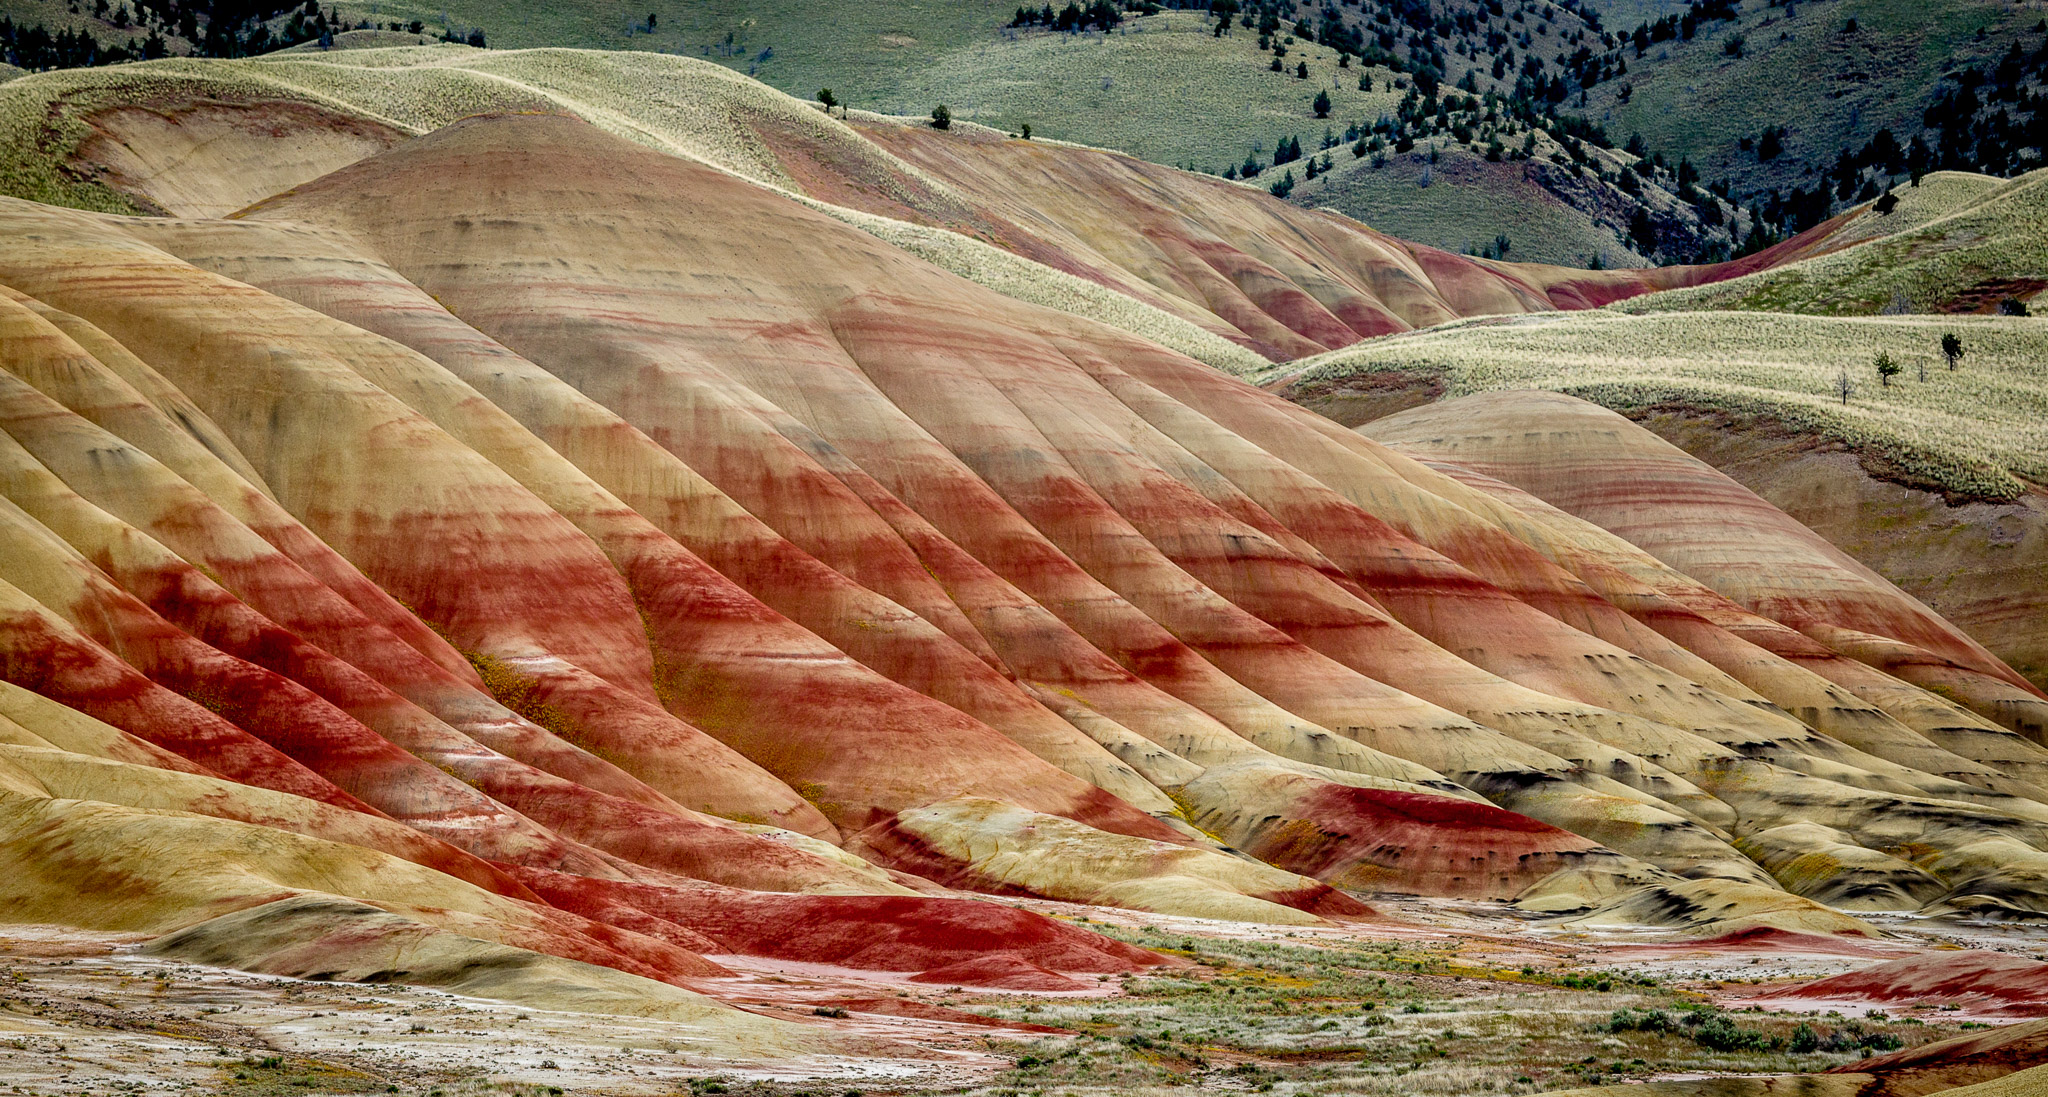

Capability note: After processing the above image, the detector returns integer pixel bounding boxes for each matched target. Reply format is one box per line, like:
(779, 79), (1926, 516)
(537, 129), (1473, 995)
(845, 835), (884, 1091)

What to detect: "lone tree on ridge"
(1941, 332), (1965, 371)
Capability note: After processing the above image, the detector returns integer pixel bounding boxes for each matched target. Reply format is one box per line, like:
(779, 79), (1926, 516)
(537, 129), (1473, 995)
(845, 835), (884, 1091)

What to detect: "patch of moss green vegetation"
(0, 78), (145, 213)
(216, 1062), (573, 1097)
(214, 1053), (391, 1096)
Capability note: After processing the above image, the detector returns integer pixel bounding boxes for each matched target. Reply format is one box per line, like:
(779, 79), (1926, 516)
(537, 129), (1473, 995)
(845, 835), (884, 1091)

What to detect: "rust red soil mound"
(813, 996), (1072, 1033)
(907, 953), (1089, 991)
(1688, 928), (1898, 957)
(510, 867), (1163, 974)
(1769, 952), (2048, 1017)
(1831, 1017), (2048, 1092)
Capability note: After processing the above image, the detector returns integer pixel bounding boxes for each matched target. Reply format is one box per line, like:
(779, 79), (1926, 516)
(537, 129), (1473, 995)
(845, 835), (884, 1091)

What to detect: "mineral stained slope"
(2, 104), (2048, 1038)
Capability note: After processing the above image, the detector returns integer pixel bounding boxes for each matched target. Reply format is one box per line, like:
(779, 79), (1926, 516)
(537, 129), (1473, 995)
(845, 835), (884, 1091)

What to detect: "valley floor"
(5, 906), (2042, 1097)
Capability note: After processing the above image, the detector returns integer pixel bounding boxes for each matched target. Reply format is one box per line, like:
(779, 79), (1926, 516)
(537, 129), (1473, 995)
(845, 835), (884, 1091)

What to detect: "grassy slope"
(807, 12), (1704, 269)
(1620, 168), (2048, 314)
(330, 0), (1015, 104)
(882, 13), (1398, 172)
(0, 0), (176, 52)
(1292, 146), (1628, 267)
(1581, 0), (2027, 192)
(1268, 309), (2048, 501)
(1283, 125), (1722, 268)
(0, 0), (1019, 108)
(1586, 0), (1697, 27)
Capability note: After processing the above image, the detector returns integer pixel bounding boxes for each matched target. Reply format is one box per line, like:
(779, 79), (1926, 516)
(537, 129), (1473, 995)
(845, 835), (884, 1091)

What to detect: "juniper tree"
(1941, 332), (1964, 371)
(1874, 351), (1901, 387)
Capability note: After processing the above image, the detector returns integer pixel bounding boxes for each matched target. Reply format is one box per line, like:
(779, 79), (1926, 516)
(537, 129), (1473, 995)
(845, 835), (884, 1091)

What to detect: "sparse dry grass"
(827, 193), (1270, 373)
(1270, 310), (2048, 501)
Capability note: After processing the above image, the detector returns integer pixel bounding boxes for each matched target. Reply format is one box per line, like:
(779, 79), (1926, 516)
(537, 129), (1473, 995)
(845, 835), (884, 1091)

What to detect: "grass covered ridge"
(1269, 309), (2048, 502)
(1620, 168), (2048, 317)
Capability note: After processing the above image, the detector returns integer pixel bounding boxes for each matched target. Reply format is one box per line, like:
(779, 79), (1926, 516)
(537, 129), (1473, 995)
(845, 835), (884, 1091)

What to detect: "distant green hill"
(1286, 119), (1732, 267)
(1580, 0), (2042, 199)
(850, 12), (1398, 173)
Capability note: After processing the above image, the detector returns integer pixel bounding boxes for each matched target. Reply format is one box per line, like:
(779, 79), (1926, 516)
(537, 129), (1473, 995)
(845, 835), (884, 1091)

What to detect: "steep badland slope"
(1365, 393), (2048, 738)
(1637, 415), (2048, 697)
(2, 56), (2048, 1049)
(5, 109), (2048, 926)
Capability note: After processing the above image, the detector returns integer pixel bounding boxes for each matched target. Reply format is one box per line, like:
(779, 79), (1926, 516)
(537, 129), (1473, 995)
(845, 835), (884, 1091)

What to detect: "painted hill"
(0, 44), (1803, 366)
(2, 48), (2048, 1062)
(1363, 392), (2048, 739)
(1757, 952), (2048, 1017)
(1262, 170), (2047, 689)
